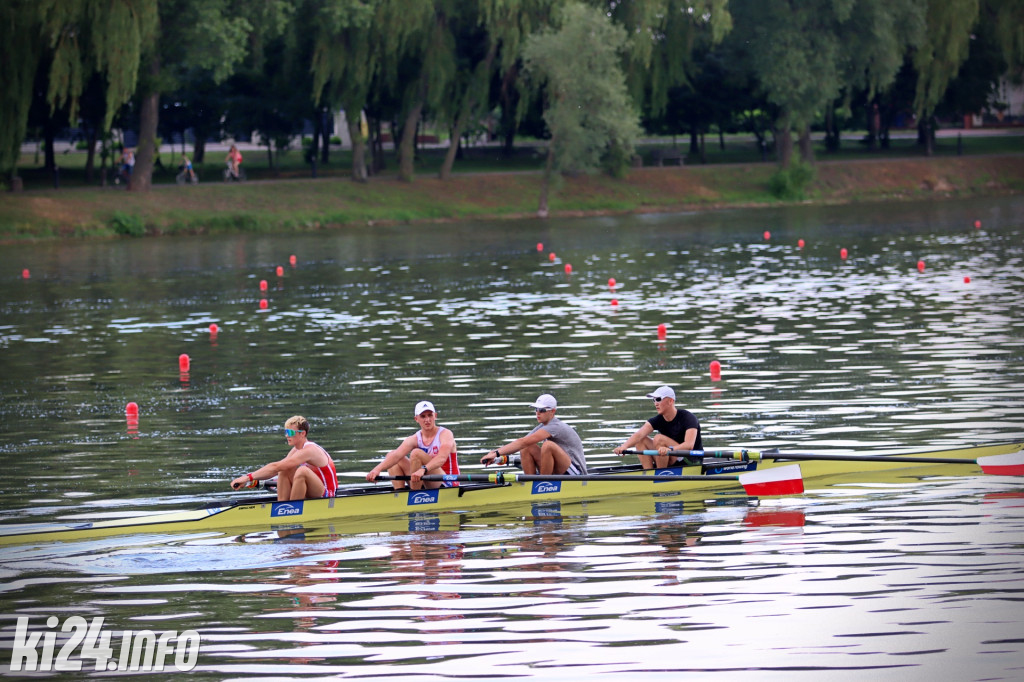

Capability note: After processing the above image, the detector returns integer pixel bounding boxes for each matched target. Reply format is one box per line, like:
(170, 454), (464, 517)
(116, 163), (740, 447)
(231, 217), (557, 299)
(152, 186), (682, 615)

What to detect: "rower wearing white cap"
(480, 394), (588, 475)
(366, 400), (459, 490)
(614, 385), (702, 469)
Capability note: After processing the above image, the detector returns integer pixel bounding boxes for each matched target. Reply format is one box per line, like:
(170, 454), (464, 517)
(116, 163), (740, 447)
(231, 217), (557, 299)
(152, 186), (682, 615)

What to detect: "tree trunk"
(398, 97), (424, 182)
(689, 130), (699, 156)
(699, 132), (706, 164)
(44, 124), (56, 172)
(320, 109), (330, 164)
(133, 92), (160, 192)
(440, 106), (470, 180)
(347, 116), (367, 182)
(537, 140), (555, 218)
(193, 138), (206, 164)
(719, 128), (725, 151)
(798, 125), (814, 164)
(776, 114), (793, 168)
(84, 127), (97, 183)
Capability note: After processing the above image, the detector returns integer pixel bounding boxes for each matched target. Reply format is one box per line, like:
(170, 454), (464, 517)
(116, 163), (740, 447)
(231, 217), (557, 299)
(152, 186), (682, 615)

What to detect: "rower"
(613, 386), (702, 469)
(231, 416), (338, 500)
(366, 400), (460, 490)
(480, 393), (588, 475)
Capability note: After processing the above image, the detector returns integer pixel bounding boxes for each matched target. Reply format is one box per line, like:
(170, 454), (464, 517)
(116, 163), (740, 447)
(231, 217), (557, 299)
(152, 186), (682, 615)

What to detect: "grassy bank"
(2, 153), (1023, 242)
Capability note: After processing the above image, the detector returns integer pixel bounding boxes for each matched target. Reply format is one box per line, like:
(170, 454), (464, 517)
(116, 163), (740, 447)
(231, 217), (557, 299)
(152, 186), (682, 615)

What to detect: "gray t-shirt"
(529, 417), (588, 475)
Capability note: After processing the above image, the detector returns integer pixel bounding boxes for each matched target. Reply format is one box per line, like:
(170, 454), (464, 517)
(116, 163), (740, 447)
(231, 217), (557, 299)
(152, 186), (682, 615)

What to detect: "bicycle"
(223, 163), (246, 182)
(176, 165), (199, 185)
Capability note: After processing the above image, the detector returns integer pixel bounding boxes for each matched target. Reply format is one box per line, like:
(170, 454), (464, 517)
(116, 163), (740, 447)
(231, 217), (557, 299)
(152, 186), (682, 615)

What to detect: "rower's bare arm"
(615, 423), (653, 453)
(367, 436), (415, 480)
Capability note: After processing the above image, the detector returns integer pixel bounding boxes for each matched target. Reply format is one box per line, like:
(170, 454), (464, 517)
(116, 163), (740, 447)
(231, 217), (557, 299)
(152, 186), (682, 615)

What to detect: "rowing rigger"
(621, 446), (1024, 476)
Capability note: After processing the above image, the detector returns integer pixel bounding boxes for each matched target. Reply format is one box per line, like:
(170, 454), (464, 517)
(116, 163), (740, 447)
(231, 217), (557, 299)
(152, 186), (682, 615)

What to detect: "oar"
(381, 463), (804, 497)
(621, 448), (1024, 475)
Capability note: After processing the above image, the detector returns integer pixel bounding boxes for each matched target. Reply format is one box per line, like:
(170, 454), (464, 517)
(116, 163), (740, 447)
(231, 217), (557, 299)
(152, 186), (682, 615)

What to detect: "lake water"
(1, 196), (1023, 680)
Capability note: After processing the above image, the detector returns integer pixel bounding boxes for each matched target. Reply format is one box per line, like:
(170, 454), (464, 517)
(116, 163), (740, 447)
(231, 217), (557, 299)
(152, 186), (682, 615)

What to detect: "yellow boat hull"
(1, 441), (1019, 546)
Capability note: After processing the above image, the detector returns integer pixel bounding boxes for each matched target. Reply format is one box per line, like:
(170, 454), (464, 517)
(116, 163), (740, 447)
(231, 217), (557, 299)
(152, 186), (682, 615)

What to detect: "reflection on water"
(1, 197), (1023, 678)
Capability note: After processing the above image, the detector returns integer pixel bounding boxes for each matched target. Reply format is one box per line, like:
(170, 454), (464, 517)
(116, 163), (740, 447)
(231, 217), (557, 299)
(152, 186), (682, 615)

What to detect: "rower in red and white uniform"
(366, 400), (459, 490)
(231, 416), (338, 500)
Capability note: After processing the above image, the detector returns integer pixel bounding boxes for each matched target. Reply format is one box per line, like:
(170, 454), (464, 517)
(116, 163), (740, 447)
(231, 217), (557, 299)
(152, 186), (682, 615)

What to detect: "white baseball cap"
(530, 394), (557, 410)
(646, 386), (676, 400)
(414, 400), (436, 416)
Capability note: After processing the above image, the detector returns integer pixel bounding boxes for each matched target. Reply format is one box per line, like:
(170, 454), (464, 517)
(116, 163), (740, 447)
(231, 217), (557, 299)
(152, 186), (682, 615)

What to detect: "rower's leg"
(637, 436), (656, 470)
(387, 457), (412, 490)
(408, 448), (439, 489)
(651, 435), (681, 469)
(276, 468), (295, 501)
(540, 441), (571, 475)
(520, 444), (541, 474)
(290, 467), (325, 500)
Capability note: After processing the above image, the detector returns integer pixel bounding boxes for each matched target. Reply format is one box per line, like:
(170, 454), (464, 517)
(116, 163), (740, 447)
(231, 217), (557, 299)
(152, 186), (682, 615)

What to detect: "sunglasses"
(284, 428), (299, 437)
(535, 408), (551, 414)
(653, 397), (665, 403)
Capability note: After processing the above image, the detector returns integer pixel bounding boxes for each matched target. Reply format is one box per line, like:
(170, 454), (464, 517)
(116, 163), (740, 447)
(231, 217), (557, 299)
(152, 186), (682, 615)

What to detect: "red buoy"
(964, 276), (971, 284)
(974, 220), (981, 229)
(608, 277), (616, 289)
(710, 360), (722, 382)
(657, 323), (667, 340)
(537, 242), (544, 252)
(564, 263), (572, 274)
(125, 402), (139, 417)
(179, 354), (190, 372)
(209, 323), (219, 334)
(276, 266), (284, 277)
(917, 260), (925, 273)
(797, 239), (805, 249)
(549, 252), (556, 262)
(289, 254), (297, 266)
(611, 298), (618, 306)
(763, 231), (771, 240)
(21, 269), (30, 279)
(259, 299), (268, 310)
(840, 247), (848, 260)
(259, 279), (268, 291)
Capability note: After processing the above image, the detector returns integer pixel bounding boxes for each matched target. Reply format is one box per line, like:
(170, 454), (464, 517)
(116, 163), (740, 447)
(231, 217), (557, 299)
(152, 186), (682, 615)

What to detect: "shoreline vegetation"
(3, 138), (1024, 242)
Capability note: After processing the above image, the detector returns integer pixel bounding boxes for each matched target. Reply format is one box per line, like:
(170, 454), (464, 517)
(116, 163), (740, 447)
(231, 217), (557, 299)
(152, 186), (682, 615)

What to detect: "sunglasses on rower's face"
(535, 408), (551, 414)
(653, 397), (664, 403)
(284, 428), (299, 437)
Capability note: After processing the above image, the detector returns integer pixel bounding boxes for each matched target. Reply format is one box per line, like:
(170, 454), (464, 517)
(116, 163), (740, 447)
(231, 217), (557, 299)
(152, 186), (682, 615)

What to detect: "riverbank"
(2, 155), (1023, 241)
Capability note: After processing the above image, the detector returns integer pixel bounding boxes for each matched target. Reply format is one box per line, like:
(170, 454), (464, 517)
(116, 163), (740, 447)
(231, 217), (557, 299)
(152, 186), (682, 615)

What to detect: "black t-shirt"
(648, 409), (702, 450)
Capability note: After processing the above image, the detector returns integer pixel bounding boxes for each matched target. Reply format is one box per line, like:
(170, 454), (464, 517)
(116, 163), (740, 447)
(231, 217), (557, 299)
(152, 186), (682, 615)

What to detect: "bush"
(768, 162), (816, 200)
(110, 212), (145, 237)
(329, 136), (342, 145)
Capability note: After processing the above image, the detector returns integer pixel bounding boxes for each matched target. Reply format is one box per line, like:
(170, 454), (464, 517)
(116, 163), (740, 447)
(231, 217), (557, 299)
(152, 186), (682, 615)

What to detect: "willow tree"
(132, 0), (267, 191)
(912, 0), (979, 155)
(313, 0), (439, 183)
(727, 0), (855, 167)
(521, 2), (642, 216)
(0, 0), (156, 184)
(311, 0), (379, 181)
(829, 0), (926, 151)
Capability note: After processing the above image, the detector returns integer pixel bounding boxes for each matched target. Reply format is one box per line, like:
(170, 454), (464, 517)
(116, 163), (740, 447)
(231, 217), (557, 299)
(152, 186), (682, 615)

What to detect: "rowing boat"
(0, 441), (1020, 546)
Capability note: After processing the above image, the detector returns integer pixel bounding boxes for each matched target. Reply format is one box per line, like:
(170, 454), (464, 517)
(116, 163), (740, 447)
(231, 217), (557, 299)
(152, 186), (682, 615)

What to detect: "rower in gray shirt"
(480, 394), (587, 475)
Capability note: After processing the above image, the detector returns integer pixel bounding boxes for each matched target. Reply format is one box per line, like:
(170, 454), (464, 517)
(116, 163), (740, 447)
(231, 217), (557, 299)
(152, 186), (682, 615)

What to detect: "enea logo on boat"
(270, 501), (304, 517)
(654, 467), (684, 482)
(408, 489), (439, 506)
(532, 481), (561, 494)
